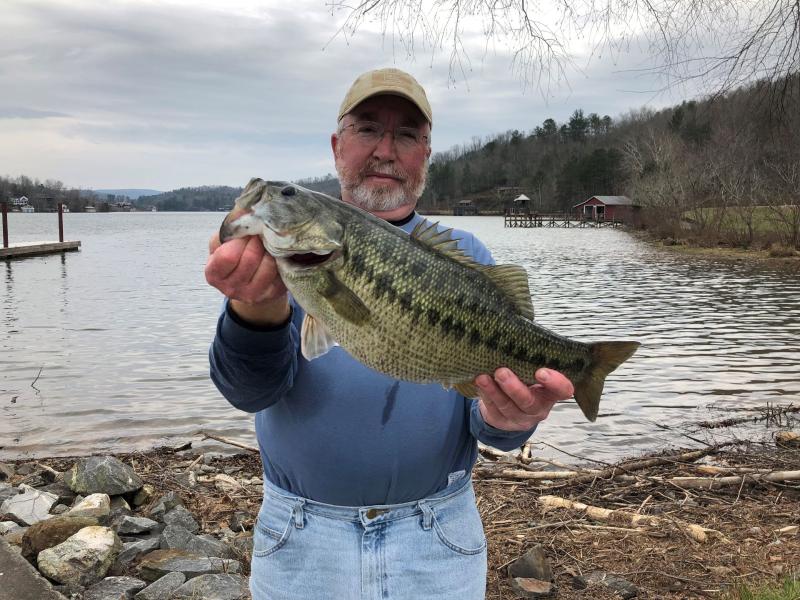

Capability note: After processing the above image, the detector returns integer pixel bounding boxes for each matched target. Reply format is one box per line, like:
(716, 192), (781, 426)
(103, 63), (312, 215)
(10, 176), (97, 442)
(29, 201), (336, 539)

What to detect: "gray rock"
(0, 482), (19, 504)
(587, 572), (639, 599)
(37, 526), (122, 587)
(38, 482), (77, 505)
(119, 523), (164, 544)
(111, 538), (161, 574)
(0, 537), (67, 600)
(118, 516), (159, 535)
(159, 524), (195, 550)
(1, 520), (23, 535)
(0, 462), (15, 481)
(510, 577), (555, 598)
(508, 545), (553, 582)
(137, 549), (241, 582)
(1, 487), (58, 525)
(162, 506), (198, 533)
(64, 457), (143, 496)
(133, 572), (186, 600)
(169, 573), (249, 599)
(160, 525), (232, 557)
(20, 474), (47, 488)
(51, 504), (70, 515)
(21, 515), (99, 559)
(83, 576), (146, 600)
(190, 534), (234, 558)
(15, 463), (38, 476)
(147, 491), (182, 521)
(68, 493), (111, 519)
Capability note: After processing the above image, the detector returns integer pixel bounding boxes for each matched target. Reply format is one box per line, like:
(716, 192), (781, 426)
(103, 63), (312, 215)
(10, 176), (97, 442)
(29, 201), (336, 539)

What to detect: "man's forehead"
(347, 95), (428, 126)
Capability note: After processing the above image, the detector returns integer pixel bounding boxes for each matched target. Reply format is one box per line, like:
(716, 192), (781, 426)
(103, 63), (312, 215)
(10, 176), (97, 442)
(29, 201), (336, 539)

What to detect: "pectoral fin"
(300, 314), (337, 360)
(318, 271), (371, 325)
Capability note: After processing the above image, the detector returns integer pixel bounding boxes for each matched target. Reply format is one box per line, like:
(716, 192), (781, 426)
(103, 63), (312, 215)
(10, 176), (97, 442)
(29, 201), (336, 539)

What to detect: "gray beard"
(337, 161), (428, 212)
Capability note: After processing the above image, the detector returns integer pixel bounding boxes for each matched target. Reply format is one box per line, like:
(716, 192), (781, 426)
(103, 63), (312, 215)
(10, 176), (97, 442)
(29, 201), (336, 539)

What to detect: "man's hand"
(476, 368), (574, 432)
(205, 233), (290, 326)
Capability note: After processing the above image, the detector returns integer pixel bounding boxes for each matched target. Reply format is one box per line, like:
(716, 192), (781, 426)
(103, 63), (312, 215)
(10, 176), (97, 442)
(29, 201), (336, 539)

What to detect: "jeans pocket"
(428, 494), (487, 556)
(253, 499), (295, 557)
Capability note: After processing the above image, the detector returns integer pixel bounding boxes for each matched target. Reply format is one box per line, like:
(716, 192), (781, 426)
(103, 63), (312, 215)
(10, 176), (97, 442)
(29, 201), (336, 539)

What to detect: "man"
(205, 68), (574, 600)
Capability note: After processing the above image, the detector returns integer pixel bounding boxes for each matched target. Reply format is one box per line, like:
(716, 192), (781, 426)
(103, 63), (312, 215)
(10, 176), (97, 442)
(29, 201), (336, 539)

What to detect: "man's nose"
(371, 131), (398, 161)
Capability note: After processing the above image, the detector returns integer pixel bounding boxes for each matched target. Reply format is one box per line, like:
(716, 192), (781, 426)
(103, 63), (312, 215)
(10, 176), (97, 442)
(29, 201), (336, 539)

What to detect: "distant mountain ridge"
(94, 188), (162, 200)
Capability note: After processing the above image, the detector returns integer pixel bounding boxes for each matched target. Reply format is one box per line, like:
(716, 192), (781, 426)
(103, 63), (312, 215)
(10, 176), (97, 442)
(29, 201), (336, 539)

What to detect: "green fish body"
(220, 178), (639, 421)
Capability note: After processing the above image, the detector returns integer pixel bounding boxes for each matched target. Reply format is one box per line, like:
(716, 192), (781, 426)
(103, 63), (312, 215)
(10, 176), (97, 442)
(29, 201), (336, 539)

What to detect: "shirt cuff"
(218, 299), (295, 355)
(469, 400), (537, 450)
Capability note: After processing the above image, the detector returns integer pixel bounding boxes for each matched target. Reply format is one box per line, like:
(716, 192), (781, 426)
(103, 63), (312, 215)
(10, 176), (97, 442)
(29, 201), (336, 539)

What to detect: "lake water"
(2, 212), (799, 463)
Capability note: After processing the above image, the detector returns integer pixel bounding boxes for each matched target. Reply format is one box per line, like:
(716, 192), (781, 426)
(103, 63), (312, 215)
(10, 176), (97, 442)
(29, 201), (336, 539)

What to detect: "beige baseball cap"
(337, 68), (432, 125)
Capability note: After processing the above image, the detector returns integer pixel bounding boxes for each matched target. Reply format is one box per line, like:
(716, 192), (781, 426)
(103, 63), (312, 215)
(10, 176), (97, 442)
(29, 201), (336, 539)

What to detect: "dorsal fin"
(410, 220), (535, 319)
(476, 264), (535, 320)
(409, 220), (481, 266)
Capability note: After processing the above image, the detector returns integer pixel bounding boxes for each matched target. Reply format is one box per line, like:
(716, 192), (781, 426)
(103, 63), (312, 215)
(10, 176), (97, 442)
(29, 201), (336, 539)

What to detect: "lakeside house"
(453, 199), (478, 215)
(572, 195), (640, 225)
(21, 205), (35, 213)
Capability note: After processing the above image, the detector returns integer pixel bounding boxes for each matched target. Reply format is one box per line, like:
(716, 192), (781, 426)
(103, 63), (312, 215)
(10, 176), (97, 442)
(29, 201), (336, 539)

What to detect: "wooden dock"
(0, 241), (81, 260)
(504, 212), (624, 228)
(2, 201), (81, 259)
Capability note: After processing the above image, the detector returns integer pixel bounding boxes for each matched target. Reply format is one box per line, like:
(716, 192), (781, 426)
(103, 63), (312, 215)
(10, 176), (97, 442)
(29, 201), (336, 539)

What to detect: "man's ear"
(331, 133), (339, 158)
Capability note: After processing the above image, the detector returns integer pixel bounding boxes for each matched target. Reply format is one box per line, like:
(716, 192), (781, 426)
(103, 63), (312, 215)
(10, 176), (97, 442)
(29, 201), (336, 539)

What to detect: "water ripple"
(1, 213), (799, 459)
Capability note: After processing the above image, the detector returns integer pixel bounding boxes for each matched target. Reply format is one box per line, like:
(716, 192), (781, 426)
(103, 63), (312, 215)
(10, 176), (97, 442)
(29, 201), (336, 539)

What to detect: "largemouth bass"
(219, 178), (639, 421)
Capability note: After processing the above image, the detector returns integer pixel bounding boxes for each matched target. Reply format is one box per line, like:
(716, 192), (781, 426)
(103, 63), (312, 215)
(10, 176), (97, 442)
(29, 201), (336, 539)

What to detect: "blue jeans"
(250, 475), (487, 600)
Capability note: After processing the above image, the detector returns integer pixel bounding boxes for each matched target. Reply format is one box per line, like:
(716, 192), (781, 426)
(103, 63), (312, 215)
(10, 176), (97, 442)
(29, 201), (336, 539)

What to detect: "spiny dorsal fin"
(410, 220), (535, 318)
(409, 220), (482, 267)
(476, 264), (535, 320)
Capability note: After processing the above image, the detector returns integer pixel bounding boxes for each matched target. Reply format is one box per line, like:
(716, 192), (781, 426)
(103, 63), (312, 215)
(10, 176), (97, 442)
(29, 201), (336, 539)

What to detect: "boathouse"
(573, 195), (640, 225)
(509, 194), (531, 215)
(453, 200), (478, 216)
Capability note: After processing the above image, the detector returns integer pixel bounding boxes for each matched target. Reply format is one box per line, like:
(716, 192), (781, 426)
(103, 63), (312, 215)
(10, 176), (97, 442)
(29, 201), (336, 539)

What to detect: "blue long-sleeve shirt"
(209, 212), (537, 506)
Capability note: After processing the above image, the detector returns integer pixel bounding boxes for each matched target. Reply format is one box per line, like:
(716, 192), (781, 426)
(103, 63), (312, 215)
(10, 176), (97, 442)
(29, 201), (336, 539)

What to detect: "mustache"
(359, 160), (407, 182)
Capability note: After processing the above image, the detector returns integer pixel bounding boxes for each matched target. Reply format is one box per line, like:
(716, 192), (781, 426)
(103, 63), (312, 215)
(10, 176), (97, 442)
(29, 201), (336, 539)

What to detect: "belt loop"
(292, 499), (306, 529)
(419, 501), (433, 530)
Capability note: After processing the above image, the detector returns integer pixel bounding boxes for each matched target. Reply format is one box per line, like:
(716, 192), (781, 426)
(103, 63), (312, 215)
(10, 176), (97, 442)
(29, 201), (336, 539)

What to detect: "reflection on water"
(1, 213), (799, 461)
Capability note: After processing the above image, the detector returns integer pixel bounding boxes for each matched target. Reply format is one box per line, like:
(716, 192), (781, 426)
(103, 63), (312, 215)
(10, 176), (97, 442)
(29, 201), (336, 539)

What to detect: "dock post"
(58, 202), (64, 243)
(1, 201), (7, 248)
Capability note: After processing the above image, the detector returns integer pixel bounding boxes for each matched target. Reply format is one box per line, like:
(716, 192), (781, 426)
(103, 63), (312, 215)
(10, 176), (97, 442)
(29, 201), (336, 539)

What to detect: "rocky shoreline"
(1, 419), (798, 600)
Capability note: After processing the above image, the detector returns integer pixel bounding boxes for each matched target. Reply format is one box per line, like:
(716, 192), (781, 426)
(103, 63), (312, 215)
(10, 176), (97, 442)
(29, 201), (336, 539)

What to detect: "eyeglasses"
(340, 120), (429, 151)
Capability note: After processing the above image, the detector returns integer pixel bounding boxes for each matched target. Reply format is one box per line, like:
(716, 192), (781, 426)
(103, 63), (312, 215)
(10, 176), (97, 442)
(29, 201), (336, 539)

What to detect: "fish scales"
(219, 179), (640, 422)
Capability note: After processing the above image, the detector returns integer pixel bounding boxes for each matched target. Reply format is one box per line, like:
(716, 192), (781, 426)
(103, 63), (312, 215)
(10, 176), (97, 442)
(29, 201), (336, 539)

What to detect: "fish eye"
(281, 185), (297, 197)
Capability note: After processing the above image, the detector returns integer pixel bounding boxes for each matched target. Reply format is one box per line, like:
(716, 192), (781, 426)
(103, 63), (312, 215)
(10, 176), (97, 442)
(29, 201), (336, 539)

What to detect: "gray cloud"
(0, 0), (709, 189)
(0, 107), (70, 119)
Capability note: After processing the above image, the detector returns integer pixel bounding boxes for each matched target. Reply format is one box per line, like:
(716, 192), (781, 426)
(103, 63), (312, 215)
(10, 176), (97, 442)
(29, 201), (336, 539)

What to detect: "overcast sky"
(0, 0), (709, 191)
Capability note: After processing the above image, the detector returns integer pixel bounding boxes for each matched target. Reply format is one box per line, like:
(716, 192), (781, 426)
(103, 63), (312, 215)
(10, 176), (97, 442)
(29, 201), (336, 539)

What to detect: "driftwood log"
(538, 494), (728, 543)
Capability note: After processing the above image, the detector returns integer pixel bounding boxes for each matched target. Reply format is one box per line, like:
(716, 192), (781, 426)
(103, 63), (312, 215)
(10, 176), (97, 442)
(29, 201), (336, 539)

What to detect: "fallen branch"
(199, 431), (259, 453)
(475, 467), (602, 480)
(538, 494), (727, 544)
(565, 445), (736, 485)
(670, 470), (800, 490)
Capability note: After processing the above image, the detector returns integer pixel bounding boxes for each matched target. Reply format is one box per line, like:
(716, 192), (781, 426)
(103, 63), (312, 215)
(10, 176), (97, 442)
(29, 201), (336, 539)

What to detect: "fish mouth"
(278, 249), (341, 270)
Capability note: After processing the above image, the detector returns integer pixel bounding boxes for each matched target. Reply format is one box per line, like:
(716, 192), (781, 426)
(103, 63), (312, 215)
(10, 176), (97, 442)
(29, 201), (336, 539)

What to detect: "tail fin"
(573, 341), (640, 422)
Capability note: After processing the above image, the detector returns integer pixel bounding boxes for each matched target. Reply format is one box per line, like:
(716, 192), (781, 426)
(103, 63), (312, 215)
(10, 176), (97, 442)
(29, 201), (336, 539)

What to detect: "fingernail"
(476, 375), (490, 388)
(496, 368), (510, 382)
(536, 369), (550, 382)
